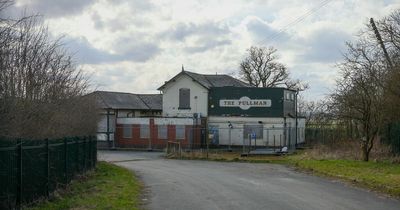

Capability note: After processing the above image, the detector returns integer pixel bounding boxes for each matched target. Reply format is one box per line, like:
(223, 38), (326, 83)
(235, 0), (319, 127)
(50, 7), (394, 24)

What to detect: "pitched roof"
(92, 91), (162, 110)
(158, 70), (251, 90)
(138, 94), (162, 110)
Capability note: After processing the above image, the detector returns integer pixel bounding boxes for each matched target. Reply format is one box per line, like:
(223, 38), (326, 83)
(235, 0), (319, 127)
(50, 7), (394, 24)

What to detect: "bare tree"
(298, 98), (331, 126)
(0, 1), (98, 139)
(239, 46), (308, 90)
(331, 39), (386, 161)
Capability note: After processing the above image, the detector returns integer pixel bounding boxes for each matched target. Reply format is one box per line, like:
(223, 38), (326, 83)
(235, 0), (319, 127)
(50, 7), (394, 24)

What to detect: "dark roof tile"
(158, 70), (251, 90)
(92, 91), (162, 110)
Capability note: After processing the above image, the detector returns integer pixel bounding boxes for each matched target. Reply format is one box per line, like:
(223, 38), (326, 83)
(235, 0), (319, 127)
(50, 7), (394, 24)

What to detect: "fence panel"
(0, 136), (97, 209)
(386, 123), (400, 155)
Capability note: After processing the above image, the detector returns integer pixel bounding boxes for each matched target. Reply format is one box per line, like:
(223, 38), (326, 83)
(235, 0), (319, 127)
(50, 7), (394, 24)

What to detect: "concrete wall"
(161, 74), (208, 117)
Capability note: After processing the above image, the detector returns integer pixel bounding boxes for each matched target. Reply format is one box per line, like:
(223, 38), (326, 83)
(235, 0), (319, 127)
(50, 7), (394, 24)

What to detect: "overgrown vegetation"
(28, 162), (142, 210)
(0, 0), (98, 139)
(301, 9), (400, 161)
(289, 153), (400, 198)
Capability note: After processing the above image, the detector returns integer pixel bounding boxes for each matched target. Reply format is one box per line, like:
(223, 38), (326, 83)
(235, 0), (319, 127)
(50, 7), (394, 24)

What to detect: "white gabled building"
(158, 70), (251, 118)
(158, 70), (305, 149)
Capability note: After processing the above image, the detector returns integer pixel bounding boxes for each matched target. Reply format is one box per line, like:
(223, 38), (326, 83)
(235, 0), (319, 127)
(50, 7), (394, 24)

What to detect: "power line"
(256, 0), (333, 46)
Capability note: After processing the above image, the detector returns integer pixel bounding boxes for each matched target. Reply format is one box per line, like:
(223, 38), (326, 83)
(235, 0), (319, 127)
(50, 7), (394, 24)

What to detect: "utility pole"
(370, 18), (393, 68)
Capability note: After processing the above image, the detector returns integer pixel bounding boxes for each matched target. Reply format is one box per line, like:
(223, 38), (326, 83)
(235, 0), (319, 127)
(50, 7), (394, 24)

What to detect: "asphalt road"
(98, 150), (400, 210)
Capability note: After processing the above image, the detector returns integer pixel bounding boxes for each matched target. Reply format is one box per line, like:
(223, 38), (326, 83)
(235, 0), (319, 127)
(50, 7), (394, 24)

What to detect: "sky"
(4, 0), (400, 100)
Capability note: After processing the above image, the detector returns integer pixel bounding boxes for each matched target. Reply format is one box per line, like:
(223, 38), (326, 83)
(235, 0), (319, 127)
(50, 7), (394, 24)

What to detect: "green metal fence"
(305, 125), (352, 146)
(0, 136), (97, 209)
(384, 122), (400, 155)
(306, 123), (400, 155)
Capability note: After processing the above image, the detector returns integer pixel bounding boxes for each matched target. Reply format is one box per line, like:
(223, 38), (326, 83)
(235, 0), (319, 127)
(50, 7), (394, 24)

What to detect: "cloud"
(16, 0), (95, 17)
(184, 39), (231, 53)
(64, 36), (160, 64)
(5, 0), (399, 101)
(243, 16), (290, 44)
(299, 27), (352, 63)
(162, 21), (230, 41)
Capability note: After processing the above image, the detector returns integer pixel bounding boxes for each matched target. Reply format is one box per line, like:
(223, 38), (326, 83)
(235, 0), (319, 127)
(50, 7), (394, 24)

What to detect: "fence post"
(75, 137), (79, 174)
(88, 136), (92, 169)
(16, 139), (22, 209)
(46, 138), (50, 197)
(64, 138), (68, 185)
(94, 137), (97, 167)
(83, 137), (86, 172)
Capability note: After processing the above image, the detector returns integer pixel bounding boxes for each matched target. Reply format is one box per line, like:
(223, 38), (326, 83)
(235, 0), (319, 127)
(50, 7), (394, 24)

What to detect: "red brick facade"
(115, 118), (202, 149)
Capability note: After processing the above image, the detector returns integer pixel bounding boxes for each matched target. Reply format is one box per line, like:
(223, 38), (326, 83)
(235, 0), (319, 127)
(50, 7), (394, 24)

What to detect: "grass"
(288, 154), (400, 197)
(172, 150), (400, 197)
(28, 161), (142, 210)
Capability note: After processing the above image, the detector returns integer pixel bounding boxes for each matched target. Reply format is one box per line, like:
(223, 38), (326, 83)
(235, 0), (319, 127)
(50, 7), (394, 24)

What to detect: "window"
(176, 125), (185, 139)
(243, 124), (263, 139)
(140, 124), (150, 138)
(158, 125), (168, 139)
(122, 124), (132, 138)
(179, 88), (190, 109)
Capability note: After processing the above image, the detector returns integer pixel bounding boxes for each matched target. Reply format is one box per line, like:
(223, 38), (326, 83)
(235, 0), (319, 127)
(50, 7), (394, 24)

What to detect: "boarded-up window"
(243, 124), (263, 139)
(158, 125), (168, 139)
(176, 125), (185, 139)
(140, 124), (150, 138)
(123, 125), (132, 138)
(179, 88), (190, 109)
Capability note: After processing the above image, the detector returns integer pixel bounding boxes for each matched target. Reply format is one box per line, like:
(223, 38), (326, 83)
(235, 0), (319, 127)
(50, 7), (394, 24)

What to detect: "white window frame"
(140, 124), (150, 139)
(122, 124), (132, 138)
(176, 125), (185, 140)
(157, 125), (168, 139)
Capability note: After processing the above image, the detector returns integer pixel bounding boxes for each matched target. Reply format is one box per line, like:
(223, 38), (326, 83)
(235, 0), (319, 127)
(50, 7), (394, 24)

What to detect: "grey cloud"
(163, 22), (230, 41)
(113, 36), (161, 62)
(300, 28), (352, 63)
(158, 21), (232, 53)
(185, 39), (231, 53)
(91, 1), (153, 32)
(64, 36), (160, 64)
(245, 17), (289, 43)
(16, 0), (95, 17)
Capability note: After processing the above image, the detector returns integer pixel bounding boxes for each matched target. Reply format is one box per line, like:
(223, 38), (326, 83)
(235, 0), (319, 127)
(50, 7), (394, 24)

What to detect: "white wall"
(208, 116), (305, 146)
(154, 118), (194, 125)
(117, 118), (150, 125)
(161, 74), (208, 117)
(116, 117), (194, 125)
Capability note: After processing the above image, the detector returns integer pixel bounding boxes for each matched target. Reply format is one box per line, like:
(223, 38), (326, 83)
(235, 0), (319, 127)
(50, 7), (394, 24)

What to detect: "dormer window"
(179, 88), (190, 109)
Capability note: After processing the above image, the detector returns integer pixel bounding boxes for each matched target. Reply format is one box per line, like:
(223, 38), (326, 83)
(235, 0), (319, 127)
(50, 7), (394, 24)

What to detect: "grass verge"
(172, 150), (400, 197)
(28, 161), (142, 210)
(288, 154), (400, 197)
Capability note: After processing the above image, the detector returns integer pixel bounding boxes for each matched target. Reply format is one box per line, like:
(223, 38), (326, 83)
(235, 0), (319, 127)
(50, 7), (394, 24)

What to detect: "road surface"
(98, 150), (400, 210)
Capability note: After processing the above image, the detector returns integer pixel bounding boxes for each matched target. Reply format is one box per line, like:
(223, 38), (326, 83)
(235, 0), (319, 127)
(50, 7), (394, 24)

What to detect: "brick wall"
(115, 118), (202, 149)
